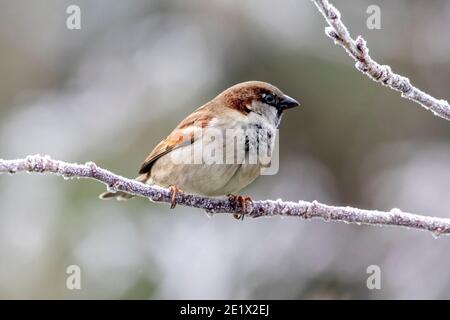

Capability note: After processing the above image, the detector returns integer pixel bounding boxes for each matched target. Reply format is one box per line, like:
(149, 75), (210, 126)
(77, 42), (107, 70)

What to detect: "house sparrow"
(100, 81), (299, 216)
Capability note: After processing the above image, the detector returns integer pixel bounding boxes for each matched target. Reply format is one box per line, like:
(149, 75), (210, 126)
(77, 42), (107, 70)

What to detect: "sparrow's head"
(218, 81), (300, 126)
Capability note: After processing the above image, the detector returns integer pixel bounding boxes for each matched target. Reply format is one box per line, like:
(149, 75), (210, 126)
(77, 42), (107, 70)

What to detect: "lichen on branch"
(1, 155), (449, 237)
(312, 0), (450, 121)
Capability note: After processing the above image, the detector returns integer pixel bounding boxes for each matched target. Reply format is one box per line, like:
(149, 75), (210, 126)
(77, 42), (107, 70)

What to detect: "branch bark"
(311, 0), (450, 121)
(1, 155), (449, 237)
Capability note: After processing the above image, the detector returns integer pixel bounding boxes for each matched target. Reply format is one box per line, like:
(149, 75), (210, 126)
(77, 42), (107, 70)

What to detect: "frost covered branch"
(1, 155), (450, 237)
(311, 0), (450, 121)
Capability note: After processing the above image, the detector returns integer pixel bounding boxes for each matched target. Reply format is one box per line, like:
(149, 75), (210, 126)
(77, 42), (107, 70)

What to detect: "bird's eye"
(263, 93), (276, 105)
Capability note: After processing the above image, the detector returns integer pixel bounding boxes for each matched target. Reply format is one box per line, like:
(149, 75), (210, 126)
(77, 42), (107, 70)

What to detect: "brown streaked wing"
(138, 105), (215, 174)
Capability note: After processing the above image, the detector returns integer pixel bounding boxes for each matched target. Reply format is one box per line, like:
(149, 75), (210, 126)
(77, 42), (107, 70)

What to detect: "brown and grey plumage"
(99, 81), (299, 201)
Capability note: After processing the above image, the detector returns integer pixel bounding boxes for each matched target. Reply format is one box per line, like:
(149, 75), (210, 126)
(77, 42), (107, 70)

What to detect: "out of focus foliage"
(0, 0), (449, 299)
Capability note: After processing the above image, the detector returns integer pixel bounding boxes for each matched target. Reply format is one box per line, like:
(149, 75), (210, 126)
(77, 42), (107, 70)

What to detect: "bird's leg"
(168, 185), (183, 209)
(228, 194), (253, 220)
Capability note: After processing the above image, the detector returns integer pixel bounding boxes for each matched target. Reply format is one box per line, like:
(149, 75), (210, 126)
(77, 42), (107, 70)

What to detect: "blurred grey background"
(0, 0), (449, 299)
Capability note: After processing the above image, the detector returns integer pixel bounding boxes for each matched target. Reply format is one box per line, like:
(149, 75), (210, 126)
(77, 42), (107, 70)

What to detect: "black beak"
(277, 95), (300, 111)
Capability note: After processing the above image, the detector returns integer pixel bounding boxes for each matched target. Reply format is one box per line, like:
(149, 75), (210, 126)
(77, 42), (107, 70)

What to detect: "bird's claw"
(169, 185), (183, 209)
(228, 194), (253, 220)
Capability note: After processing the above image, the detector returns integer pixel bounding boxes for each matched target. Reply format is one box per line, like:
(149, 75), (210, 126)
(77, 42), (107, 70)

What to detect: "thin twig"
(311, 0), (450, 121)
(0, 155), (449, 237)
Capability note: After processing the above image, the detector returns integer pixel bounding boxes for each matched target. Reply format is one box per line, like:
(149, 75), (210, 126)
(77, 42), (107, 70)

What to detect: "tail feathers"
(99, 174), (148, 201)
(99, 191), (134, 201)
